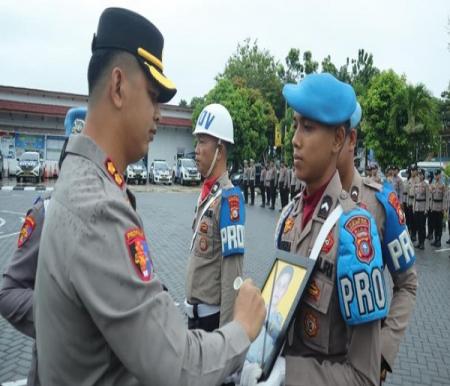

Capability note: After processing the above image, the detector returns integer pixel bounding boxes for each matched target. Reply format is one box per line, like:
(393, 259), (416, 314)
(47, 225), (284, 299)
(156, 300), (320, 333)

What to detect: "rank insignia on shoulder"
(228, 195), (240, 221)
(17, 215), (36, 248)
(350, 186), (359, 202)
(125, 228), (153, 282)
(105, 158), (124, 189)
(345, 216), (374, 264)
(388, 192), (405, 225)
(283, 217), (295, 234)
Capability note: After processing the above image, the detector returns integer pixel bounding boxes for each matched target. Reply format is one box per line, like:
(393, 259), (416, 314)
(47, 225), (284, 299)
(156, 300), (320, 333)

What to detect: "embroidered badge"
(200, 222), (208, 233)
(345, 216), (374, 264)
(388, 192), (406, 225)
(283, 217), (295, 234)
(318, 196), (332, 220)
(321, 231), (334, 254)
(125, 228), (152, 281)
(304, 312), (319, 338)
(18, 215), (36, 248)
(350, 186), (359, 202)
(199, 237), (208, 251)
(306, 280), (321, 302)
(105, 158), (124, 189)
(228, 195), (240, 221)
(211, 182), (220, 194)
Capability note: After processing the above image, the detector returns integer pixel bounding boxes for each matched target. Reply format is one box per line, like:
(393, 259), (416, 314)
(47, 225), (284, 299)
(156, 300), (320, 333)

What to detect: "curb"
(0, 186), (54, 191)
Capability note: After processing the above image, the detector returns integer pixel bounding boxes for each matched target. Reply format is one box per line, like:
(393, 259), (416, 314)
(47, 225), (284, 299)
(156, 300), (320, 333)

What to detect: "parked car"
(149, 160), (172, 184)
(126, 159), (148, 185)
(0, 152), (3, 179)
(173, 158), (201, 185)
(230, 169), (243, 187)
(16, 151), (44, 183)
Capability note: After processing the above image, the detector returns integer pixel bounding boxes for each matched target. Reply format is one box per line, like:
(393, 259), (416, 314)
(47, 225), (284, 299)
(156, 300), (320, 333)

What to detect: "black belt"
(409, 195), (414, 198)
(433, 199), (443, 202)
(416, 199), (426, 202)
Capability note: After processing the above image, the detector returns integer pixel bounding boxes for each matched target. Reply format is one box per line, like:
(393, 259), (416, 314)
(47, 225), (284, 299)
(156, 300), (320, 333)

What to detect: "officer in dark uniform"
(34, 8), (265, 385)
(429, 169), (447, 247)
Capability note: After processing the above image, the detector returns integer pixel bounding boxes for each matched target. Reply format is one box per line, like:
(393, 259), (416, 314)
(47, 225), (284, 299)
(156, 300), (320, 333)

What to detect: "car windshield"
(155, 162), (169, 171)
(21, 153), (38, 161)
(132, 161), (145, 168)
(181, 159), (196, 168)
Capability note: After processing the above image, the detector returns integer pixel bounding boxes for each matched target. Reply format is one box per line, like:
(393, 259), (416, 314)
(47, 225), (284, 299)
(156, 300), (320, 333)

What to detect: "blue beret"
(64, 107), (87, 138)
(282, 73), (356, 125)
(350, 102), (362, 128)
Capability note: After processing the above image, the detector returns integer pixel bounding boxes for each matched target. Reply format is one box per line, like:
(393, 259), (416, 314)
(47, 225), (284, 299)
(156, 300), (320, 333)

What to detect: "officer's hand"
(236, 361), (262, 386)
(252, 357), (285, 386)
(233, 279), (265, 341)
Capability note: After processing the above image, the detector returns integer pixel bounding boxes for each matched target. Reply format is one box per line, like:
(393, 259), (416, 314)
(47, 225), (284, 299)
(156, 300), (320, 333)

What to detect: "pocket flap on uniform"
(303, 277), (333, 315)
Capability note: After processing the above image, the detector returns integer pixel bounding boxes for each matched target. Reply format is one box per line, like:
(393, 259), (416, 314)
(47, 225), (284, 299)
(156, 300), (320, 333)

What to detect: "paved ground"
(0, 181), (449, 385)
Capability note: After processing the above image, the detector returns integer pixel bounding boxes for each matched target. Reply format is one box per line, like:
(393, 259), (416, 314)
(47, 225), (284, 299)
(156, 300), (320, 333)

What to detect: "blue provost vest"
(337, 208), (388, 325)
(220, 187), (245, 257)
(375, 186), (416, 273)
(274, 200), (295, 249)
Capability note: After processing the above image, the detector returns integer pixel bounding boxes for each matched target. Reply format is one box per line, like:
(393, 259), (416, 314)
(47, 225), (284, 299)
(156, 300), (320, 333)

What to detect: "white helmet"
(193, 103), (234, 144)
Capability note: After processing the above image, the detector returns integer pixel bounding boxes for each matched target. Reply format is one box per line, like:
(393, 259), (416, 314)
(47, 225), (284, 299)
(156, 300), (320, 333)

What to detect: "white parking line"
(2, 379), (27, 386)
(0, 231), (20, 240)
(435, 248), (450, 253)
(0, 210), (25, 216)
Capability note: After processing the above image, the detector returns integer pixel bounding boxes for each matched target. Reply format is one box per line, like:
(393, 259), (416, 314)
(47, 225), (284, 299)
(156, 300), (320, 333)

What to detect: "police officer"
(429, 169), (447, 247)
(0, 106), (87, 386)
(406, 165), (419, 241)
(392, 166), (403, 201)
(413, 169), (429, 250)
(268, 160), (277, 210)
(186, 103), (246, 330)
(243, 159), (249, 203)
(241, 73), (387, 386)
(249, 159), (256, 205)
(260, 163), (267, 208)
(34, 8), (265, 385)
(277, 161), (289, 210)
(336, 102), (417, 383)
(371, 164), (382, 184)
(265, 161), (273, 207)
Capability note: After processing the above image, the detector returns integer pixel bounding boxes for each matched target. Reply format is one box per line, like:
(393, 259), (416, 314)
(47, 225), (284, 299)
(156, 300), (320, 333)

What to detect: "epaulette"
(362, 176), (382, 192)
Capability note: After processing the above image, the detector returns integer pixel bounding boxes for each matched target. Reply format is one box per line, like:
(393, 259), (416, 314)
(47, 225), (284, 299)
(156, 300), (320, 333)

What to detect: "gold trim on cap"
(143, 62), (176, 90)
(137, 47), (163, 71)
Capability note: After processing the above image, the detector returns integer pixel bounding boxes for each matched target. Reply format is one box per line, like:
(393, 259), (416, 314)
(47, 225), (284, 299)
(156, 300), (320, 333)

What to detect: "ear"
(109, 67), (125, 109)
(332, 125), (346, 154)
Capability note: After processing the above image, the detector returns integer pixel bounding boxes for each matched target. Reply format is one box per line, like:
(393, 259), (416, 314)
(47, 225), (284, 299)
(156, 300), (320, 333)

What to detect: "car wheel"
(181, 176), (184, 186)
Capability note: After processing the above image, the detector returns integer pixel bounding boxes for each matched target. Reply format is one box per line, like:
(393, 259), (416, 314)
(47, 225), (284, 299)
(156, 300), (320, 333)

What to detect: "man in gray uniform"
(186, 103), (245, 331)
(249, 159), (256, 205)
(34, 8), (265, 386)
(0, 106), (87, 386)
(429, 169), (447, 247)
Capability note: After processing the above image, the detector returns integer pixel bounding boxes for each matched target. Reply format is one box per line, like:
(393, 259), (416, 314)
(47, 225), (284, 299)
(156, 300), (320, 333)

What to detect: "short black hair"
(87, 49), (122, 95)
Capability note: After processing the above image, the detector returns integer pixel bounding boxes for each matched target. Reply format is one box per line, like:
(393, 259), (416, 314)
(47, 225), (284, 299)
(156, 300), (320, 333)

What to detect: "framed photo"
(245, 249), (316, 380)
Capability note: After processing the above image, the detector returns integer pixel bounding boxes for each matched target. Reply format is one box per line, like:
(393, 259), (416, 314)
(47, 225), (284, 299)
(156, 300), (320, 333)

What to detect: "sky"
(0, 0), (449, 104)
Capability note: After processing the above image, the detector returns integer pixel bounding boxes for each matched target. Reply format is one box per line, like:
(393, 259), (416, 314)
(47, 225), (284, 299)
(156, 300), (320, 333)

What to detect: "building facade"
(0, 85), (193, 177)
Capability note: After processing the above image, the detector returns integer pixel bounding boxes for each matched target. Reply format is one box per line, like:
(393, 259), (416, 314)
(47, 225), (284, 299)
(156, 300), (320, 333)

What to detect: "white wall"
(148, 126), (194, 168)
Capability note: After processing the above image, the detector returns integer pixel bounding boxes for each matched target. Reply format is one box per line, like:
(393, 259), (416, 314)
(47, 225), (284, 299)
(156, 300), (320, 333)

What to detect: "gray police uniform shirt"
(413, 181), (430, 212)
(430, 180), (447, 212)
(34, 134), (249, 386)
(278, 172), (381, 386)
(349, 169), (417, 371)
(0, 194), (50, 386)
(185, 172), (244, 326)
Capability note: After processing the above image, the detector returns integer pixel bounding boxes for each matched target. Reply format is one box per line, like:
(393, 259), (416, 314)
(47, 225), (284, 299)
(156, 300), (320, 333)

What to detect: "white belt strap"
(309, 204), (343, 262)
(183, 300), (220, 319)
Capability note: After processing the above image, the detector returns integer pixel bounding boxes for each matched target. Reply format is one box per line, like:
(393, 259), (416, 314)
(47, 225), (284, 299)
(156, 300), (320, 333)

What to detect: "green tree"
(192, 78), (277, 167)
(178, 99), (188, 107)
(350, 49), (380, 99)
(363, 70), (440, 168)
(321, 55), (338, 77)
(218, 38), (284, 119)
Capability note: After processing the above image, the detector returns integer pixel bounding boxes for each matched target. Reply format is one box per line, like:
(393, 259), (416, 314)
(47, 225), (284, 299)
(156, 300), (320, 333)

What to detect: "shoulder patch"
(105, 158), (125, 189)
(125, 228), (153, 282)
(337, 207), (388, 325)
(220, 187), (245, 257)
(375, 186), (415, 273)
(17, 215), (36, 248)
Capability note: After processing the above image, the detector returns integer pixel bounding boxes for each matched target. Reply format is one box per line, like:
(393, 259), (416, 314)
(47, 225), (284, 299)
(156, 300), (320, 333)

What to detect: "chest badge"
(283, 217), (295, 234)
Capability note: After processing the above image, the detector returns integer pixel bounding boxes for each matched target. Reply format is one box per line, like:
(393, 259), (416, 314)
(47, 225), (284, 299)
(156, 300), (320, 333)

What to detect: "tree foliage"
(191, 78), (277, 167)
(363, 70), (440, 168)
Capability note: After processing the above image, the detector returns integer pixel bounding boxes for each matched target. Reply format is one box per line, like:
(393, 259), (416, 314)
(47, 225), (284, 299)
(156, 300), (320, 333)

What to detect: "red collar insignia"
(105, 158), (124, 189)
(18, 215), (36, 248)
